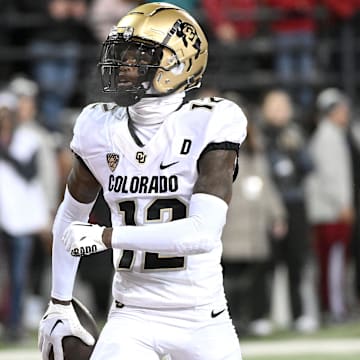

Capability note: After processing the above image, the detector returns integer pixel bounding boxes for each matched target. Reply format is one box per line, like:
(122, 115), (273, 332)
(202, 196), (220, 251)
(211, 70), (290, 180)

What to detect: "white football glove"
(63, 221), (107, 257)
(38, 301), (95, 360)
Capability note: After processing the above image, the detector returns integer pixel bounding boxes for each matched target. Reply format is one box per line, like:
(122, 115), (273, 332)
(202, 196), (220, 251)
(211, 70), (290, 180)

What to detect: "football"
(49, 297), (99, 360)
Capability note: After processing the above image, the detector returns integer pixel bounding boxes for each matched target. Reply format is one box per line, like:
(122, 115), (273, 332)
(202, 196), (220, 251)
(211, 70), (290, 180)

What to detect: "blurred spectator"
(8, 75), (62, 329)
(222, 114), (287, 337)
(259, 89), (316, 332)
(348, 114), (360, 311)
(322, 1), (360, 101)
(323, 0), (360, 22)
(0, 1), (17, 84)
(9, 75), (61, 212)
(0, 90), (50, 342)
(305, 88), (354, 324)
(27, 0), (97, 132)
(265, 0), (318, 107)
(201, 0), (259, 44)
(13, 0), (47, 13)
(201, 0), (261, 89)
(88, 0), (141, 43)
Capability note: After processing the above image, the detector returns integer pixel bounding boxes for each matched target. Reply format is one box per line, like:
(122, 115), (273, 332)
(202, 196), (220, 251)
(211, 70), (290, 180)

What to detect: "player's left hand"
(63, 221), (107, 257)
(38, 300), (95, 360)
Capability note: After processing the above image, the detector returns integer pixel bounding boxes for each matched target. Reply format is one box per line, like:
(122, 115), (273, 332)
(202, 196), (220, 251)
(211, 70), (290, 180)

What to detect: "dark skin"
(52, 148), (236, 305)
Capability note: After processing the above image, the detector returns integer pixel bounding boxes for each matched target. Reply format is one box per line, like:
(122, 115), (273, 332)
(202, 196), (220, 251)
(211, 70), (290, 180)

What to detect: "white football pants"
(90, 301), (242, 359)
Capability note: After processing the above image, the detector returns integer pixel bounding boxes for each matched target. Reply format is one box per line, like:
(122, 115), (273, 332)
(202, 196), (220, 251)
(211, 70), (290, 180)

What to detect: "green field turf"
(247, 356), (360, 360)
(241, 319), (360, 341)
(1, 320), (360, 359)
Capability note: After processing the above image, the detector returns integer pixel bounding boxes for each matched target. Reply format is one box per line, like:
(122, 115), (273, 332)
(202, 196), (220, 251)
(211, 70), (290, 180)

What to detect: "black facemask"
(98, 38), (162, 106)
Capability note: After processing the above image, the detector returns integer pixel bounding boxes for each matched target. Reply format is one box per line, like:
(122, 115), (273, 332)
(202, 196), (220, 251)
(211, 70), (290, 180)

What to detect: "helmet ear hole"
(171, 63), (185, 75)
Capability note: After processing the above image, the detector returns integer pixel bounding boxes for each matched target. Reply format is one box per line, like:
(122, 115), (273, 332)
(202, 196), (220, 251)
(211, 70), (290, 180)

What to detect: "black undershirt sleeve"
(197, 141), (240, 181)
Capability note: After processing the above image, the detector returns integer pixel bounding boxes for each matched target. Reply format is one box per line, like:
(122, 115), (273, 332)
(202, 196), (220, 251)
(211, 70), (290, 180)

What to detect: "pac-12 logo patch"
(106, 153), (120, 172)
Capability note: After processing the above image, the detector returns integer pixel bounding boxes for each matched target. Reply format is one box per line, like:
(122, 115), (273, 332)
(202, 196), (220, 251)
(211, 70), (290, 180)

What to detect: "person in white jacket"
(305, 88), (354, 323)
(0, 91), (50, 341)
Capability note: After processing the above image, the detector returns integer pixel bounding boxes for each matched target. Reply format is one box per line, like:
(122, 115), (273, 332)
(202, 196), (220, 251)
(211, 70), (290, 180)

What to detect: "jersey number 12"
(117, 198), (187, 271)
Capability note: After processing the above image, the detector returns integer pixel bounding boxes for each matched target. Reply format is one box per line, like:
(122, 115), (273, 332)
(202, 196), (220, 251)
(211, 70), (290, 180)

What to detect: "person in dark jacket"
(28, 0), (97, 132)
(259, 88), (317, 332)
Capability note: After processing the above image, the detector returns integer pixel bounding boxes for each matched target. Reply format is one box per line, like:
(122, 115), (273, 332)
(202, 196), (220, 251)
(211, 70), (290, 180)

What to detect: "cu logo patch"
(136, 151), (147, 164)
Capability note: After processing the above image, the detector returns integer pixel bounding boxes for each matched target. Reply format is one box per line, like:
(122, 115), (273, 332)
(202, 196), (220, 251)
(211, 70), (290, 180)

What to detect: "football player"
(38, 2), (247, 359)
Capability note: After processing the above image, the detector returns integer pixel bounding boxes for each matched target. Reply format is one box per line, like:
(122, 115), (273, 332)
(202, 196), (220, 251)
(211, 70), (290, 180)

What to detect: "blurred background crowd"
(1, 0), (360, 345)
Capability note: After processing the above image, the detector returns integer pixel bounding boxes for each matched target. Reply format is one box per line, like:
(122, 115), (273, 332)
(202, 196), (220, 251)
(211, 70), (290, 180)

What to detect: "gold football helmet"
(98, 2), (208, 105)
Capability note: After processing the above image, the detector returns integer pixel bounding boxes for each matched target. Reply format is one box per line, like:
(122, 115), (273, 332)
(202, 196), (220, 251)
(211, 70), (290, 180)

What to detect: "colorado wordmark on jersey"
(70, 97), (247, 308)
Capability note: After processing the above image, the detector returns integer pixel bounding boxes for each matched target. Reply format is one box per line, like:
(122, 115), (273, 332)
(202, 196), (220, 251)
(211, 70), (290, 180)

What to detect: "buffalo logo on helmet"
(177, 22), (201, 59)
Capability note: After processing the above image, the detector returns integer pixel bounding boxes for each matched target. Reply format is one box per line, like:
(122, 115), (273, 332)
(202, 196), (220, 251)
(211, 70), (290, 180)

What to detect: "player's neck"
(128, 92), (185, 126)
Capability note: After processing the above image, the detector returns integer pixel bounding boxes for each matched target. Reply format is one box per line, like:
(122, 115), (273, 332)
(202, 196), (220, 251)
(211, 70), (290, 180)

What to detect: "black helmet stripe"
(161, 19), (182, 46)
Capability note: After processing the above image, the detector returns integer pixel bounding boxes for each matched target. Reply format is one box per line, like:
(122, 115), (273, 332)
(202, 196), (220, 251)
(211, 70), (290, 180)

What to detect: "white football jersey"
(70, 97), (247, 308)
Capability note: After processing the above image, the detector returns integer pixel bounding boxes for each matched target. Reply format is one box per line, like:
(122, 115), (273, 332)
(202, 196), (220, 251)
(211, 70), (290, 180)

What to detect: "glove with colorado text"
(63, 221), (107, 257)
(38, 300), (95, 360)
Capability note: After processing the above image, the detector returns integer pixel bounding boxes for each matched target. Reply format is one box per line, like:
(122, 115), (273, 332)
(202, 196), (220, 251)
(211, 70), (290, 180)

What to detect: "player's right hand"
(63, 221), (107, 257)
(38, 300), (95, 360)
